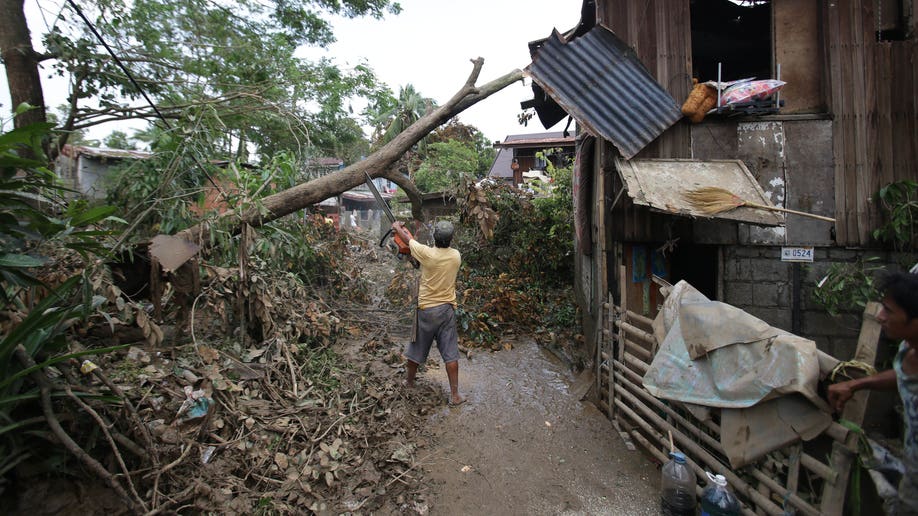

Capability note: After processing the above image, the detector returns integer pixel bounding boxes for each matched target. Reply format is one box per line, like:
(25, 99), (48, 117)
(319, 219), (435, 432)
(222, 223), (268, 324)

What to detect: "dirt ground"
(340, 237), (662, 515)
(345, 234), (665, 514)
(4, 233), (664, 515)
(380, 337), (662, 515)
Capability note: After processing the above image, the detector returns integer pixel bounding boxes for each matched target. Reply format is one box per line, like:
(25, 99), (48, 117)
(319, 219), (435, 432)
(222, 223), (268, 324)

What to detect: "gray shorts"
(898, 467), (918, 515)
(405, 303), (459, 364)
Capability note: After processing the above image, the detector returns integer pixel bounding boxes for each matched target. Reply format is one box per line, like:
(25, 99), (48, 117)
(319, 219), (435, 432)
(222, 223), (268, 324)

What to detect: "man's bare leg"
(445, 360), (465, 405)
(405, 360), (419, 387)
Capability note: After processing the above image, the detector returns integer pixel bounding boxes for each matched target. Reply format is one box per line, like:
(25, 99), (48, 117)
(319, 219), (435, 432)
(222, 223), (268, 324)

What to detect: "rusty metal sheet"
(525, 25), (682, 160)
(150, 234), (201, 273)
(614, 157), (785, 226)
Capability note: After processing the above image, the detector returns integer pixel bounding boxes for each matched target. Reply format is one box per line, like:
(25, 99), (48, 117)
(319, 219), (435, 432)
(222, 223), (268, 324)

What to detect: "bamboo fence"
(597, 269), (883, 515)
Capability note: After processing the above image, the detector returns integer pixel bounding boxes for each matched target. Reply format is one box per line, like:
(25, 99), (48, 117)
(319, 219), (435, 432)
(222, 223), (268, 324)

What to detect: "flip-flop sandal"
(447, 398), (467, 407)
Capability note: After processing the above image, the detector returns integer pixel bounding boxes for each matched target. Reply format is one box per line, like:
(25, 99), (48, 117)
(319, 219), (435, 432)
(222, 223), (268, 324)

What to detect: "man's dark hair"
(433, 220), (454, 248)
(878, 270), (918, 319)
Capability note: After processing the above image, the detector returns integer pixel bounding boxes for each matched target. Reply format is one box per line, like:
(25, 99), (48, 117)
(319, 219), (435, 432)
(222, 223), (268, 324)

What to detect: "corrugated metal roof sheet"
(525, 25), (682, 159)
(61, 144), (152, 160)
(494, 135), (575, 149)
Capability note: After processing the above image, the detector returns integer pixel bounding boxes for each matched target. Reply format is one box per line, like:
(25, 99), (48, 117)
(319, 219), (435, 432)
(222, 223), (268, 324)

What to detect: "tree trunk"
(176, 59), (523, 247)
(0, 0), (48, 131)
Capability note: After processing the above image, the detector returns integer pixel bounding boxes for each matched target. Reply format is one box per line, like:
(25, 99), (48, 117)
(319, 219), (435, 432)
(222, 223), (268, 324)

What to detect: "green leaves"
(40, 0), (400, 162)
(811, 257), (883, 317)
(413, 139), (479, 193)
(0, 254), (46, 268)
(0, 122), (125, 483)
(873, 179), (918, 251)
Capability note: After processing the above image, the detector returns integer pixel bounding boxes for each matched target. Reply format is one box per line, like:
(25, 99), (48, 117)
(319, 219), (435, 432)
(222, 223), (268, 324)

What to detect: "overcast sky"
(1, 0), (583, 144)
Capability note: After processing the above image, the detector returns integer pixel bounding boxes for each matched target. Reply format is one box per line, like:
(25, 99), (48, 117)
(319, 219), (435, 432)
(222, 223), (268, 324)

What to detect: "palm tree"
(368, 84), (437, 148)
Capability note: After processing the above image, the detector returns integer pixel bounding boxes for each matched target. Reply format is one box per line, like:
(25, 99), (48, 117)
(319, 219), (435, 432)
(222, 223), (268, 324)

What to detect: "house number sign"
(781, 246), (814, 262)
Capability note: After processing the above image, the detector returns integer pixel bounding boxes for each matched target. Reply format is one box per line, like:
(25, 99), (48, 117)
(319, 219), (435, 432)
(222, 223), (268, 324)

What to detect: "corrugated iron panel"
(62, 144), (152, 160)
(614, 157), (784, 226)
(494, 135), (575, 149)
(525, 25), (682, 159)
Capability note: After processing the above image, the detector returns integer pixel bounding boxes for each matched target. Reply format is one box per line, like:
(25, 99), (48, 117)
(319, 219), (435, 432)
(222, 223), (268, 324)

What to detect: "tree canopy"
(2, 0), (402, 160)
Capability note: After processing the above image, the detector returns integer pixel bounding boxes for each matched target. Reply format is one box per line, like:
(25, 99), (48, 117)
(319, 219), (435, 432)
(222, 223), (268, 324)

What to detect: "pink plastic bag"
(719, 80), (786, 106)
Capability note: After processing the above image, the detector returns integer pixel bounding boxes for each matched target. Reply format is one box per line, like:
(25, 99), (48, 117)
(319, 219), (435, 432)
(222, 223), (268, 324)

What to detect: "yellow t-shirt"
(409, 239), (461, 309)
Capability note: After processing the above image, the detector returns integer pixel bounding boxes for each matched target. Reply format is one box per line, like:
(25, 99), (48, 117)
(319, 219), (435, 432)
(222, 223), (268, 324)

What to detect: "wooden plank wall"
(596, 0), (694, 244)
(825, 0), (918, 246)
(597, 0), (693, 160)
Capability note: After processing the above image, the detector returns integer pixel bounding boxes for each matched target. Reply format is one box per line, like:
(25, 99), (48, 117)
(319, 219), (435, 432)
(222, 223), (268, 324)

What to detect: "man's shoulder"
(440, 247), (460, 260)
(409, 239), (430, 252)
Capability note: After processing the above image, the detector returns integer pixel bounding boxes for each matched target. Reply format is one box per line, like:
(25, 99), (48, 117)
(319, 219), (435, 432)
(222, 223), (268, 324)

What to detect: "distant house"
(56, 144), (152, 199)
(304, 157), (345, 180)
(488, 132), (576, 186)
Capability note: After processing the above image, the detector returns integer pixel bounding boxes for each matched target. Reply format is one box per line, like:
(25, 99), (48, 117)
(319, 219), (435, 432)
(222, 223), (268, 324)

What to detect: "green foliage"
(453, 152), (576, 348)
(456, 305), (500, 348)
(365, 84), (437, 149)
(873, 180), (918, 251)
(250, 215), (358, 291)
(413, 139), (479, 192)
(0, 122), (119, 297)
(0, 122), (118, 483)
(31, 0), (398, 162)
(103, 130), (208, 235)
(459, 151), (574, 286)
(102, 130), (137, 150)
(811, 257), (883, 316)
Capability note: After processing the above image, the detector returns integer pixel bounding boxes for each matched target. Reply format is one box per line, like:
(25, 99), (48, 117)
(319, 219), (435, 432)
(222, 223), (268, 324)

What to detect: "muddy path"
(407, 338), (661, 515)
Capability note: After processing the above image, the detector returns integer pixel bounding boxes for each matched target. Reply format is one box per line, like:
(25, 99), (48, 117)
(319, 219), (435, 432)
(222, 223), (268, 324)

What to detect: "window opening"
(690, 0), (772, 84)
(876, 0), (910, 41)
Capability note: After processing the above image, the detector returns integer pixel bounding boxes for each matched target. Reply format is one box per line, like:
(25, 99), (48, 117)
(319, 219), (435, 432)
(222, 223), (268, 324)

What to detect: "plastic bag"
(719, 80), (785, 107)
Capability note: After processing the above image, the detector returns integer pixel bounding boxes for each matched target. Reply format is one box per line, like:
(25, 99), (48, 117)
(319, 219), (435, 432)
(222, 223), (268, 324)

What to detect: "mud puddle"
(412, 337), (661, 515)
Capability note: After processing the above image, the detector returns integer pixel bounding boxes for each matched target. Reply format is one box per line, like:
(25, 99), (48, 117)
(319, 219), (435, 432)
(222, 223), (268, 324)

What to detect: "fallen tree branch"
(84, 360), (157, 463)
(13, 345), (139, 513)
(64, 384), (149, 512)
(174, 58), (524, 249)
(150, 440), (195, 510)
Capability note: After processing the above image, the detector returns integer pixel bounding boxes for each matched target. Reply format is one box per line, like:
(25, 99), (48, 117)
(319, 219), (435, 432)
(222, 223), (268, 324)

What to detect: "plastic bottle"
(700, 472), (742, 516)
(661, 451), (697, 516)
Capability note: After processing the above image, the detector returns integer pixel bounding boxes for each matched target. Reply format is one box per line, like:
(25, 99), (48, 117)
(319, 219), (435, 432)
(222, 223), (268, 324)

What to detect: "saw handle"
(379, 228), (412, 255)
(380, 226), (419, 269)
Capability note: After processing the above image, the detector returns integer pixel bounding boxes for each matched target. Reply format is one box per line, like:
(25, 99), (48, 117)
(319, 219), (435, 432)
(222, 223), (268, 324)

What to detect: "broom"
(684, 186), (835, 223)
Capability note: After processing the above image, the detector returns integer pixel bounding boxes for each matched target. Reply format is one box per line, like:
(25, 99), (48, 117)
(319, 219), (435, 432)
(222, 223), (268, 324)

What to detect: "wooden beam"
(819, 301), (883, 515)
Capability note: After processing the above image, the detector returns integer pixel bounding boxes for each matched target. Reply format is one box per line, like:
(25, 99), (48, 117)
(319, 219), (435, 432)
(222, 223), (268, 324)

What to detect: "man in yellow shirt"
(392, 220), (465, 406)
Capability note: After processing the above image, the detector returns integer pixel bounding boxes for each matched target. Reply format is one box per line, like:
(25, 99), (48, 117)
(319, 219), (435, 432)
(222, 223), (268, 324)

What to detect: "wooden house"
(488, 132), (576, 186)
(520, 2), (917, 513)
(523, 0), (917, 360)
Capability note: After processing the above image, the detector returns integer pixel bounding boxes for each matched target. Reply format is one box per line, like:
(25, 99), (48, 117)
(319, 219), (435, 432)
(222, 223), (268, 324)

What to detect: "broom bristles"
(684, 186), (746, 215)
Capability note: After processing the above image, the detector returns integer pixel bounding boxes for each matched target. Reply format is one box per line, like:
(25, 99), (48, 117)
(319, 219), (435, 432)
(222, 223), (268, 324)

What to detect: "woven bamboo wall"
(824, 0), (918, 246)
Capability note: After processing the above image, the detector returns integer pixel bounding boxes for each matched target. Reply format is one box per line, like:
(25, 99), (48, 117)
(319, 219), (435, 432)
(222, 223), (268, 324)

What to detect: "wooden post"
(819, 301), (883, 515)
(607, 293), (615, 419)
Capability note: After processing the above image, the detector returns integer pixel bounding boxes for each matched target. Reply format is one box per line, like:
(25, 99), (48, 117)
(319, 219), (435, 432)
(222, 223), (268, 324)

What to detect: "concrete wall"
(691, 117), (835, 247)
(721, 245), (913, 362)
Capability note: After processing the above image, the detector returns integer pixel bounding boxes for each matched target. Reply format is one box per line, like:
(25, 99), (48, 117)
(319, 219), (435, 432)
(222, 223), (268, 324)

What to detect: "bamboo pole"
(606, 294), (615, 420)
(610, 395), (784, 515)
(622, 337), (653, 361)
(747, 468), (820, 516)
(622, 309), (654, 330)
(618, 320), (656, 350)
(612, 360), (724, 454)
